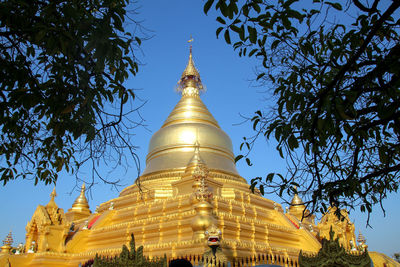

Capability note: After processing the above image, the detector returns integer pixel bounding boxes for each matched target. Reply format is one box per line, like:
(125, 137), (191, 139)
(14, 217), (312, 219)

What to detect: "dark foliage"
(0, 0), (146, 186)
(204, 0), (400, 220)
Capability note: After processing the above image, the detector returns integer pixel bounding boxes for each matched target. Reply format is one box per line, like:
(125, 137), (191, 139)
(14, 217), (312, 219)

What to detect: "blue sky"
(0, 0), (399, 258)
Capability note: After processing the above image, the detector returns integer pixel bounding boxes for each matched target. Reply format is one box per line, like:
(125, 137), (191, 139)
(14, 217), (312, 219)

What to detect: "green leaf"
(230, 25), (241, 33)
(224, 29), (231, 44)
(204, 0), (214, 14)
(360, 205), (365, 212)
(259, 184), (265, 195)
(288, 135), (299, 150)
(216, 27), (224, 38)
(282, 17), (291, 29)
(271, 40), (280, 50)
(250, 182), (257, 192)
(278, 146), (284, 158)
(378, 146), (388, 164)
(326, 1), (342, 10)
(266, 173), (274, 182)
(245, 157), (253, 166)
(252, 3), (261, 13)
(216, 16), (226, 24)
(249, 48), (258, 57)
(235, 155), (244, 162)
(257, 73), (265, 80)
(287, 9), (304, 21)
(248, 26), (257, 44)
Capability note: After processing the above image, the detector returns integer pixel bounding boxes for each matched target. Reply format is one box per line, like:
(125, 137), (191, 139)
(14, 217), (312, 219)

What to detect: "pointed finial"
(188, 35), (194, 54)
(190, 140), (206, 167)
(46, 186), (58, 208)
(177, 41), (204, 95)
(194, 139), (200, 152)
(50, 187), (57, 201)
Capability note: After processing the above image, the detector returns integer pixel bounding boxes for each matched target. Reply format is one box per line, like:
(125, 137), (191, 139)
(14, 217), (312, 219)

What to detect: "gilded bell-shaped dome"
(141, 49), (239, 177)
(69, 183), (90, 213)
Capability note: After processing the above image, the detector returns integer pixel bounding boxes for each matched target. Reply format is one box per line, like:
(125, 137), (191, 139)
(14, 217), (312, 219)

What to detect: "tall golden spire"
(177, 43), (204, 94)
(70, 183), (90, 212)
(136, 44), (241, 181)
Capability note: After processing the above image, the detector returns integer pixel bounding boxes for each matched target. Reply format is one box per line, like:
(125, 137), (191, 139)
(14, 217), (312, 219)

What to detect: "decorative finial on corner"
(46, 186), (58, 208)
(194, 136), (200, 152)
(192, 138), (205, 167)
(81, 183), (86, 192)
(50, 187), (57, 201)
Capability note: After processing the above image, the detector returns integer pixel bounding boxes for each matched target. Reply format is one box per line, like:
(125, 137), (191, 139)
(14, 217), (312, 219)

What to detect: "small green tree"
(93, 234), (167, 267)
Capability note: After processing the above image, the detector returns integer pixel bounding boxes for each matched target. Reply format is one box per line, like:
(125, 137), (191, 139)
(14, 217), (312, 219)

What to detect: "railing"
(82, 252), (299, 267)
(168, 253), (299, 267)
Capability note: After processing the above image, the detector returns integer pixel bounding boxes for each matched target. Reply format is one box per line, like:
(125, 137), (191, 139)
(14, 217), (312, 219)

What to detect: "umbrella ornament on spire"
(2, 231), (13, 247)
(177, 37), (205, 96)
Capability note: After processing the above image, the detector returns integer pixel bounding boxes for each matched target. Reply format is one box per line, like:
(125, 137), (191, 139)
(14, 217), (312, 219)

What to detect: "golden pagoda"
(1, 48), (399, 267)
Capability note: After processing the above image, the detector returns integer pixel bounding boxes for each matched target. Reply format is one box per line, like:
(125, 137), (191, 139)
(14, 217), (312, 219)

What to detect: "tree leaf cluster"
(0, 0), (145, 186)
(93, 234), (167, 267)
(204, 0), (400, 219)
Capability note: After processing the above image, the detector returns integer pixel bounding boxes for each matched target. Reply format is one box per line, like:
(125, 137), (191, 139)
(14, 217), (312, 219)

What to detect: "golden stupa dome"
(290, 194), (304, 206)
(141, 48), (239, 177)
(70, 183), (90, 212)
